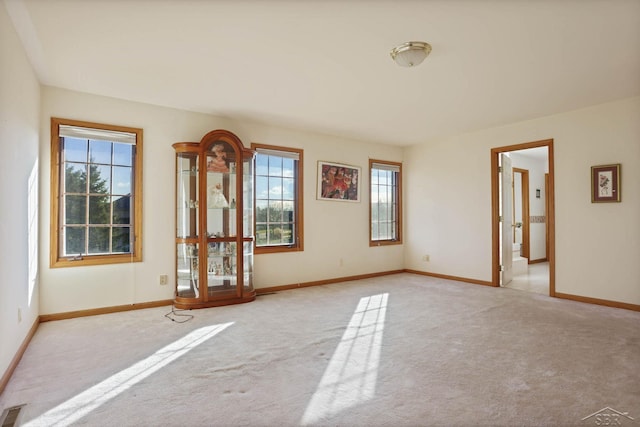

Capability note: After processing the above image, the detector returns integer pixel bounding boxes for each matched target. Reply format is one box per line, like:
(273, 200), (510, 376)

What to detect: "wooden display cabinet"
(173, 129), (255, 309)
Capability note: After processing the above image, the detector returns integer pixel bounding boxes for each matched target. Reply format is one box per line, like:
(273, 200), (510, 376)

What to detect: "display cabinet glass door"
(176, 152), (199, 298)
(206, 140), (239, 298)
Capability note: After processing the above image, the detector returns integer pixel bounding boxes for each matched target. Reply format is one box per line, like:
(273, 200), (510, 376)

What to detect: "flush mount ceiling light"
(390, 41), (432, 67)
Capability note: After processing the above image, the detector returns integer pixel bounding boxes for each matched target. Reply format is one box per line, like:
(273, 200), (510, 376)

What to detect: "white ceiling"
(6, 0), (640, 146)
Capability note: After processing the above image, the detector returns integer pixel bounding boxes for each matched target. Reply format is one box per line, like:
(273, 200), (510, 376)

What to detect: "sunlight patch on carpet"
(22, 322), (234, 427)
(301, 293), (388, 425)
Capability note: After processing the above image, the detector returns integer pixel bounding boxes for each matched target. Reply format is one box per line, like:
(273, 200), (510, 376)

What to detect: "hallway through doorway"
(504, 262), (549, 295)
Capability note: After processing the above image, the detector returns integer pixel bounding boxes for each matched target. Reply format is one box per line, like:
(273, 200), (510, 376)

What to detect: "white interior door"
(501, 153), (513, 286)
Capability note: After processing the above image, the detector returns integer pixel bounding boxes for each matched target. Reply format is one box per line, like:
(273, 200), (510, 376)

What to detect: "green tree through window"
(63, 141), (132, 255)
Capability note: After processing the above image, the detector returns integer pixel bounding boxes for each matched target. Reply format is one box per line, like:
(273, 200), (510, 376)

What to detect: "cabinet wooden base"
(173, 291), (256, 310)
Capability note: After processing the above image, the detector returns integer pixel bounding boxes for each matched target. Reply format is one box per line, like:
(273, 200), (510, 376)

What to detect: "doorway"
(491, 139), (555, 296)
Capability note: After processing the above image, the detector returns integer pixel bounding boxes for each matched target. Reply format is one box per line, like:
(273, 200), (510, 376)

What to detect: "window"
(50, 118), (143, 267)
(252, 143), (303, 253)
(370, 159), (402, 246)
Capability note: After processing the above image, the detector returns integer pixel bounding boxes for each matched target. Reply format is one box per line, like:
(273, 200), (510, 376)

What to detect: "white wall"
(403, 132), (493, 281)
(404, 97), (640, 305)
(0, 2), (41, 380)
(39, 87), (404, 314)
(510, 152), (547, 261)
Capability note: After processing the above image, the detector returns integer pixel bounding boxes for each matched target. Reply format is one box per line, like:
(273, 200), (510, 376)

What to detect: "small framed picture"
(591, 164), (621, 203)
(317, 161), (361, 202)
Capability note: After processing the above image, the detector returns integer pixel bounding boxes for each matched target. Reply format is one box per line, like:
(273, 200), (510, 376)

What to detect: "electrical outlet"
(18, 307), (22, 323)
(422, 255), (430, 262)
(339, 258), (344, 267)
(159, 274), (168, 285)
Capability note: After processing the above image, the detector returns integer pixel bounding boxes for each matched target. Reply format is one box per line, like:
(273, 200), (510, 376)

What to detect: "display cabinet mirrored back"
(173, 129), (255, 309)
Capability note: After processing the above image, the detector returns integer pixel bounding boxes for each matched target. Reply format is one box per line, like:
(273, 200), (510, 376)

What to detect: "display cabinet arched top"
(173, 129), (255, 309)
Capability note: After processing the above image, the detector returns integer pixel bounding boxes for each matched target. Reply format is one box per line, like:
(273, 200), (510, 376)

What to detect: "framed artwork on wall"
(317, 161), (361, 202)
(591, 164), (621, 203)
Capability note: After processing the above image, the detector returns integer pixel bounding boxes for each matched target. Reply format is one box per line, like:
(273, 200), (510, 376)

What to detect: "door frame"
(545, 173), (550, 262)
(491, 139), (555, 296)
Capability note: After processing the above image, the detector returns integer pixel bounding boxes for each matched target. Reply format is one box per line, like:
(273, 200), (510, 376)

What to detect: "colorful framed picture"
(317, 161), (361, 202)
(591, 164), (621, 203)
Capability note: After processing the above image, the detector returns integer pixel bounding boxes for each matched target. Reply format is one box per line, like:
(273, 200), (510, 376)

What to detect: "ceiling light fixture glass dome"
(390, 41), (432, 67)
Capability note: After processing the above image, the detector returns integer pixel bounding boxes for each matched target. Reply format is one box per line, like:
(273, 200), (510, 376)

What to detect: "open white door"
(500, 153), (513, 286)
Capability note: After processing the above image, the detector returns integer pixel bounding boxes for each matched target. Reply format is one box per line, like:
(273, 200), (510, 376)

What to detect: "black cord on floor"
(164, 305), (194, 323)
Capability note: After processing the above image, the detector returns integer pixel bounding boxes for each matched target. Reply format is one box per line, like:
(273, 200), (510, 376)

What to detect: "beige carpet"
(1, 273), (639, 426)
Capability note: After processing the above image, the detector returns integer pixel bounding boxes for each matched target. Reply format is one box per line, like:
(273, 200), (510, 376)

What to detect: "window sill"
(51, 253), (142, 268)
(369, 240), (403, 247)
(255, 246), (303, 255)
